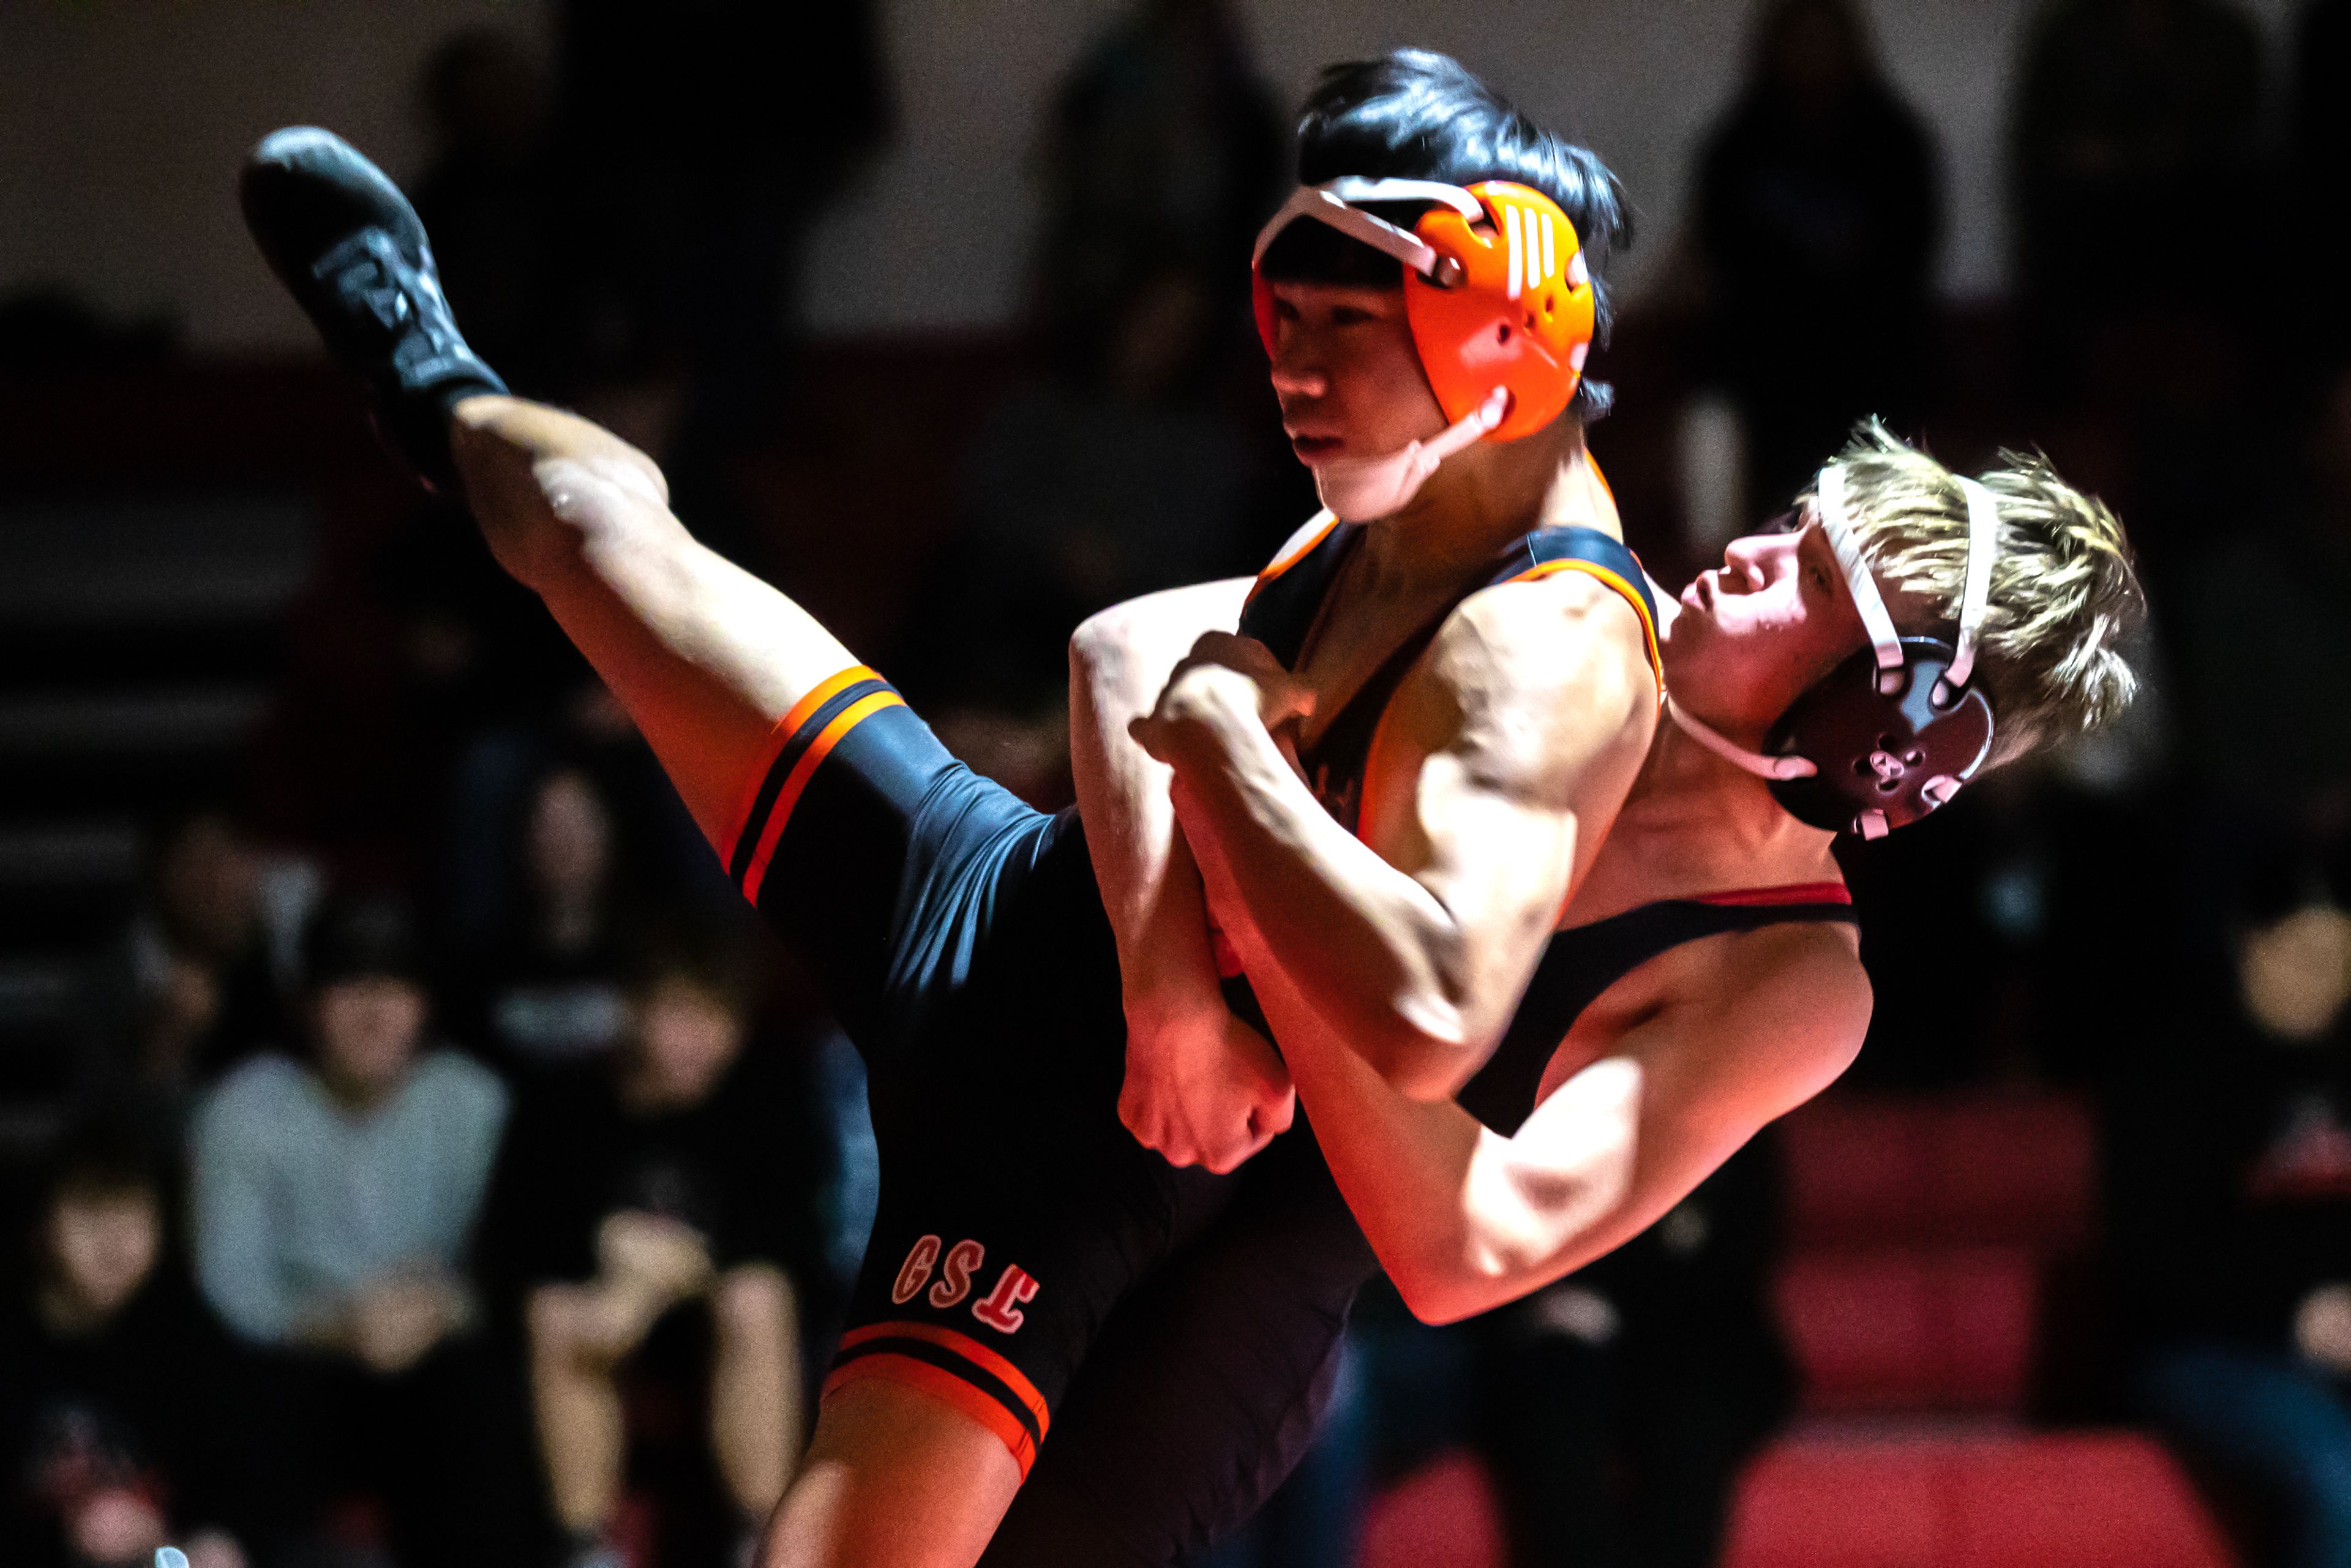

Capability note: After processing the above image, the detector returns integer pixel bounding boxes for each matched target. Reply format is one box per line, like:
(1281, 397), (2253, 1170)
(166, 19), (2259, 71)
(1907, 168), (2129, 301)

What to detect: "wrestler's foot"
(239, 126), (506, 496)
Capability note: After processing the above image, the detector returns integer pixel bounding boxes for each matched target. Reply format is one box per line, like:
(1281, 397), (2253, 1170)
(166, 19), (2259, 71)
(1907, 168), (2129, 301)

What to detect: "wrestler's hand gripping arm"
(1069, 582), (1295, 1173)
(1135, 576), (1656, 1098)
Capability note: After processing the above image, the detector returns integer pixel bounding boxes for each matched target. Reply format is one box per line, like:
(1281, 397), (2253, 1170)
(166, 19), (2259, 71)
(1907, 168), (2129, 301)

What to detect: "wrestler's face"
(1663, 511), (1870, 741)
(1264, 280), (1449, 466)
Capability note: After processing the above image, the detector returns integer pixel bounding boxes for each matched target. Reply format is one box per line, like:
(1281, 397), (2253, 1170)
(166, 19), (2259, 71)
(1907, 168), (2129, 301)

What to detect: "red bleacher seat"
(1723, 1430), (2237, 1568)
(1722, 1436), (1944, 1568)
(1775, 1247), (2039, 1412)
(1353, 1093), (2208, 1568)
(1358, 1451), (1505, 1568)
(1357, 1433), (2234, 1568)
(1780, 1094), (2096, 1253)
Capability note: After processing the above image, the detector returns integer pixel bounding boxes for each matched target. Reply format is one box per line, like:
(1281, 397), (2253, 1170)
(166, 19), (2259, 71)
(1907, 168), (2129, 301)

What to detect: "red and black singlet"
(1453, 883), (1856, 1135)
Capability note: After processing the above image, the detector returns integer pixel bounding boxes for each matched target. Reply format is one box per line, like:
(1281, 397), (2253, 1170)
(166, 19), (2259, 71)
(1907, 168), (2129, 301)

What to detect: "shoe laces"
(312, 229), (477, 383)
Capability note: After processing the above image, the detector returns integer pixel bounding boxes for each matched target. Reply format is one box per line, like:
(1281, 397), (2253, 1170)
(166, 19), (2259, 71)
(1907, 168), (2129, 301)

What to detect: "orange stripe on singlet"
(1245, 510), (1343, 604)
(736, 689), (906, 904)
(1505, 557), (1665, 699)
(719, 664), (881, 865)
(834, 1320), (1052, 1438)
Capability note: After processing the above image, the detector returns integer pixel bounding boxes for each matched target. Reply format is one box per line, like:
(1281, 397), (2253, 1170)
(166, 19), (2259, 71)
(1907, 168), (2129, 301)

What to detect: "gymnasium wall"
(0, 0), (2305, 351)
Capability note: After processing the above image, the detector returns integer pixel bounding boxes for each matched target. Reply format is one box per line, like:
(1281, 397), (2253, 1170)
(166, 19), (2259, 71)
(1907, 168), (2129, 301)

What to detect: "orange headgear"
(1250, 178), (1596, 442)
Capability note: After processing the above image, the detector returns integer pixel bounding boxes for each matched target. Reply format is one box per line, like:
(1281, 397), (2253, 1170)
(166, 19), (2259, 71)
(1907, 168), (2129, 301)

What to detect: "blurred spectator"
(546, 0), (890, 553)
(904, 261), (1265, 724)
(411, 28), (559, 396)
(2012, 0), (2262, 402)
(0, 1114), (252, 1568)
(440, 692), (739, 967)
(119, 806), (297, 1097)
(2109, 837), (2351, 1568)
(2170, 364), (2351, 814)
(894, 0), (1284, 756)
(482, 936), (826, 1568)
(189, 895), (533, 1568)
(460, 765), (634, 1074)
(2294, 0), (2351, 367)
(1694, 0), (1942, 516)
(1030, 0), (1283, 380)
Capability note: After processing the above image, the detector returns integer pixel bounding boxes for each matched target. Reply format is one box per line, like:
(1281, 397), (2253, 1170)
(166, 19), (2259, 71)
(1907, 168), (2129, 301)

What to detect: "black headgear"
(1667, 463), (2000, 838)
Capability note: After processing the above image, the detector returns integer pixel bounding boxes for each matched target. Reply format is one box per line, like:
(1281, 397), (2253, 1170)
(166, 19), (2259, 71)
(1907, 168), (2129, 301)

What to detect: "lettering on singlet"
(888, 1234), (1041, 1335)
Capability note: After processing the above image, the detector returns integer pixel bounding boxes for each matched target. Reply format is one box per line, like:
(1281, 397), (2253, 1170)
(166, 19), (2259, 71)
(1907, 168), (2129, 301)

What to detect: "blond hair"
(1806, 422), (2143, 768)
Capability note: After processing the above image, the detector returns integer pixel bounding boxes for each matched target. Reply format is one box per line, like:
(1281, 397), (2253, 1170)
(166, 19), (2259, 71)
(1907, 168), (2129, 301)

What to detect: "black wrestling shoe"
(239, 126), (506, 496)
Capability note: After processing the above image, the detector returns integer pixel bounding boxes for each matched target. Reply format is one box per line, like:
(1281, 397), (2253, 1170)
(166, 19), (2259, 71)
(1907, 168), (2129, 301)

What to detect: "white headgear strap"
(1310, 386), (1509, 522)
(1815, 463), (1905, 694)
(1943, 477), (2000, 695)
(1250, 178), (1485, 279)
(1663, 692), (1817, 781)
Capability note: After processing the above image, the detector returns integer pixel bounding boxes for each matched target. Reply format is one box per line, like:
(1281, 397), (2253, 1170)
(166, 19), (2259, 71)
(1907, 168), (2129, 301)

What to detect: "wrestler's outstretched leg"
(456, 408), (1024, 1568)
(444, 392), (855, 841)
(241, 127), (1022, 1568)
(452, 402), (1038, 1568)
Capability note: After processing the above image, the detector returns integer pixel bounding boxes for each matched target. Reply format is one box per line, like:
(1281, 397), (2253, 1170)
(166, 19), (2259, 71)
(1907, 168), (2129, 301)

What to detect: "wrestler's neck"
(1349, 423), (1608, 593)
(1608, 665), (1841, 895)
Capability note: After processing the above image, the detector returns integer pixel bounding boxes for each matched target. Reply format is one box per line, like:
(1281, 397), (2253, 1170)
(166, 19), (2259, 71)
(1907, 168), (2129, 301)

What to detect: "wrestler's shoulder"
(1418, 569), (1657, 717)
(1461, 558), (1651, 642)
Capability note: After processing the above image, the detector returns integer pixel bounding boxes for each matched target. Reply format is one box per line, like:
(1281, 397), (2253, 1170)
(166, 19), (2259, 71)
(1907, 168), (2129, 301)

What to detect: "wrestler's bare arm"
(1139, 576), (1657, 1099)
(1069, 580), (1295, 1172)
(1220, 910), (1871, 1324)
(1069, 580), (1250, 1024)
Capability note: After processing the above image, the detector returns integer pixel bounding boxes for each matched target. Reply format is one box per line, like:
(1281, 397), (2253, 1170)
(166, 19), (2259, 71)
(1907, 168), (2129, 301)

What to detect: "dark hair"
(141, 797), (250, 882)
(43, 1106), (166, 1210)
(625, 922), (756, 1021)
(1261, 50), (1633, 419)
(304, 893), (427, 992)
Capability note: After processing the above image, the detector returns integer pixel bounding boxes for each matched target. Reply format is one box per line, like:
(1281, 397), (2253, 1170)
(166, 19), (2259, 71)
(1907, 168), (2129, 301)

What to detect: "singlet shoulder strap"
(1240, 510), (1354, 668)
(1501, 525), (1663, 698)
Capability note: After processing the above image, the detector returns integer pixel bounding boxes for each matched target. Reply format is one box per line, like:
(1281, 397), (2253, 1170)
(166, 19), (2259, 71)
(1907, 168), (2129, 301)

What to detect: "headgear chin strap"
(1313, 386), (1509, 522)
(1665, 465), (2001, 838)
(1663, 692), (1816, 781)
(1253, 176), (1596, 521)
